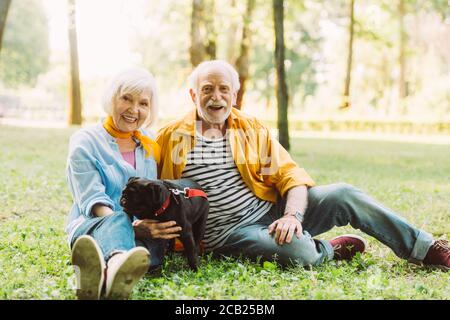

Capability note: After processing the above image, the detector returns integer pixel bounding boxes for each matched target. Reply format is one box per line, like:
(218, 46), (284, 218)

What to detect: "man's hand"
(268, 215), (303, 245)
(133, 219), (182, 240)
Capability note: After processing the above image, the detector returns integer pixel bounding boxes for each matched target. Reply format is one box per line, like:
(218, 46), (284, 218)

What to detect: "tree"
(248, 1), (322, 115)
(340, 0), (355, 109)
(203, 0), (217, 60)
(235, 0), (256, 110)
(190, 0), (206, 66)
(0, 0), (11, 53)
(189, 0), (216, 67)
(398, 0), (407, 113)
(0, 0), (49, 87)
(67, 0), (82, 125)
(225, 0), (240, 63)
(128, 1), (191, 92)
(273, 0), (290, 150)
(284, 0), (322, 112)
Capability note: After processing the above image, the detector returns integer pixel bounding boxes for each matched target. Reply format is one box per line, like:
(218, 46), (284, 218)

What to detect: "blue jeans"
(70, 212), (166, 268)
(70, 183), (434, 268)
(213, 183), (434, 266)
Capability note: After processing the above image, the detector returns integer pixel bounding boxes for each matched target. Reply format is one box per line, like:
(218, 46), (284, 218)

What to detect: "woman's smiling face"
(111, 90), (151, 132)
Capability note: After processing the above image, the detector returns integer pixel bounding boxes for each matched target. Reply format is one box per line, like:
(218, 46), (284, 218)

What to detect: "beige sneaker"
(105, 247), (150, 300)
(71, 235), (105, 300)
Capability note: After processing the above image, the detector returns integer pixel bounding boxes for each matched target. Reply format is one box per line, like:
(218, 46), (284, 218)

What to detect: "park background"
(0, 0), (449, 299)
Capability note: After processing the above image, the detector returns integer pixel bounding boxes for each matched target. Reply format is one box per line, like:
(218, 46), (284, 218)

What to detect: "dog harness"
(153, 187), (208, 217)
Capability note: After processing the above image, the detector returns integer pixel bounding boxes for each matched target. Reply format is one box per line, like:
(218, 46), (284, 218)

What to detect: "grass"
(0, 124), (449, 300)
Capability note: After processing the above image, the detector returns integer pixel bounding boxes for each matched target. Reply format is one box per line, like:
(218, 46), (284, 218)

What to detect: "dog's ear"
(145, 182), (164, 205)
(148, 182), (167, 206)
(127, 176), (140, 184)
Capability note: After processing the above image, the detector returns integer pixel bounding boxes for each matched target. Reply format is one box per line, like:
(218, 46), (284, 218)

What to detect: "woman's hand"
(132, 219), (182, 240)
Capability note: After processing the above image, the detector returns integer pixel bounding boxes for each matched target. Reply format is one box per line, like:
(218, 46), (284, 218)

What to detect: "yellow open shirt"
(156, 107), (315, 203)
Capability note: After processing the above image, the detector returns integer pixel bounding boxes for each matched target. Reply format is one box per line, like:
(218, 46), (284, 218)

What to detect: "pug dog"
(120, 177), (209, 270)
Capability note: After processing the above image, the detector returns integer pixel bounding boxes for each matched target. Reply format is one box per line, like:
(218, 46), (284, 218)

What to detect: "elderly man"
(153, 60), (449, 269)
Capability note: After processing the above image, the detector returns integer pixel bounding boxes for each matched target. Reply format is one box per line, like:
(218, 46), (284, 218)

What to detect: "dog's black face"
(120, 177), (170, 219)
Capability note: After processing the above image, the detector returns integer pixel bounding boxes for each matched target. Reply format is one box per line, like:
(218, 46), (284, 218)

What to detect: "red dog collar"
(153, 196), (171, 217)
(154, 187), (207, 217)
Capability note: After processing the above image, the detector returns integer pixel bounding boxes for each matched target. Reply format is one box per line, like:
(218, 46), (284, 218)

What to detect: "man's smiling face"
(190, 65), (237, 126)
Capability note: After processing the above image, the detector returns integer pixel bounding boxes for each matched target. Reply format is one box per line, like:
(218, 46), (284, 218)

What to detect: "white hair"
(188, 60), (240, 94)
(102, 68), (158, 127)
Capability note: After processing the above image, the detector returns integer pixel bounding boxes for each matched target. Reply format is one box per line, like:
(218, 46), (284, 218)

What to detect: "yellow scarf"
(103, 115), (160, 164)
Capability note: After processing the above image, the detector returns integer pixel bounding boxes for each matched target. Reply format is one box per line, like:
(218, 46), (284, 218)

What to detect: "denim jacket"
(65, 122), (157, 244)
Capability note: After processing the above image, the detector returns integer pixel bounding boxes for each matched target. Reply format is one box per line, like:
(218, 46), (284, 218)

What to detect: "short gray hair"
(188, 60), (240, 94)
(102, 68), (158, 127)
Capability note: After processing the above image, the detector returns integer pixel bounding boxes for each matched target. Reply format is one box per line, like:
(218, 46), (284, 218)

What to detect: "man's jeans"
(70, 183), (434, 268)
(214, 183), (434, 266)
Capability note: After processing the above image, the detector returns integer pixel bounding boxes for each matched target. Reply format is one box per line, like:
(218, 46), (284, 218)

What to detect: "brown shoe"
(330, 234), (367, 261)
(423, 240), (450, 271)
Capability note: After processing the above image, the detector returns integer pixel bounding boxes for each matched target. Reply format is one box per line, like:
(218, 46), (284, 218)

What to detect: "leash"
(169, 187), (208, 199)
(154, 187), (208, 217)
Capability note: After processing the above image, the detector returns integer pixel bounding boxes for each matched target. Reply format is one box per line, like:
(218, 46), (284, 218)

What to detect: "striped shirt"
(181, 132), (273, 251)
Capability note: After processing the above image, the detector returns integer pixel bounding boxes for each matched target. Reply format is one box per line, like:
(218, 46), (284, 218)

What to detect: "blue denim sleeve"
(67, 135), (114, 218)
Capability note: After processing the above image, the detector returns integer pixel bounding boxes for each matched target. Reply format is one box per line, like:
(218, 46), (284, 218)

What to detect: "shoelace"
(332, 244), (342, 258)
(332, 244), (355, 251)
(433, 240), (450, 258)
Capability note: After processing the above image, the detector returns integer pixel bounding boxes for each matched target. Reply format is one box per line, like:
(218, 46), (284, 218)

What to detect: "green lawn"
(0, 124), (449, 299)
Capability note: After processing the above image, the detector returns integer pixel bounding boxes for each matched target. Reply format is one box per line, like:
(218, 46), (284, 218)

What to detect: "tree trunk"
(190, 0), (205, 66)
(226, 0), (239, 63)
(68, 0), (82, 125)
(273, 0), (290, 150)
(204, 0), (216, 60)
(0, 0), (12, 53)
(235, 0), (256, 110)
(398, 0), (407, 114)
(340, 0), (354, 109)
(190, 0), (216, 67)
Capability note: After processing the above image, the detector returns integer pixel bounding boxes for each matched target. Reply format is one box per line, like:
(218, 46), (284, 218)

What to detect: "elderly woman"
(65, 68), (181, 300)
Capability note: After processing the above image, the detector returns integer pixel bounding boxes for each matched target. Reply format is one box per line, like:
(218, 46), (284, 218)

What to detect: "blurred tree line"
(0, 0), (49, 87)
(0, 0), (449, 148)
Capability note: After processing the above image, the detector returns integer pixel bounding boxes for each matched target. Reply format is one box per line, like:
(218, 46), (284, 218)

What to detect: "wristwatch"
(285, 211), (304, 223)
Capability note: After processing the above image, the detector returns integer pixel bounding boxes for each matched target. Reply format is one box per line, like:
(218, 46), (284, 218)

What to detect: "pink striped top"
(121, 151), (136, 169)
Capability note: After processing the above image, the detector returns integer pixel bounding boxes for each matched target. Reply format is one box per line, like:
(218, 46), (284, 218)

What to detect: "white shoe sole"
(426, 265), (449, 271)
(420, 262), (450, 271)
(105, 247), (150, 300)
(71, 235), (105, 300)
